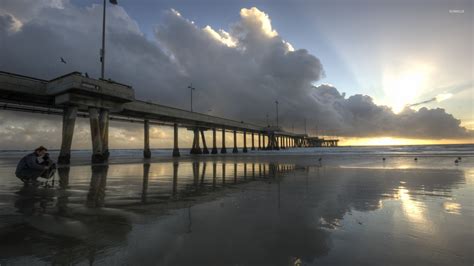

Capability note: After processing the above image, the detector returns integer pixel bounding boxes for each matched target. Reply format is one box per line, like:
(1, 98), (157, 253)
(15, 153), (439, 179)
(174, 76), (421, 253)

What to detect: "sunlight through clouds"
(382, 63), (433, 113)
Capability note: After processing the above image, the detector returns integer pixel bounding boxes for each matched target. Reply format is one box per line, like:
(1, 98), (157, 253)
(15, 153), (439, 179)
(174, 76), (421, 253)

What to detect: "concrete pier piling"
(211, 128), (218, 154)
(258, 133), (261, 150)
(191, 128), (202, 154)
(200, 129), (210, 154)
(221, 127), (227, 154)
(58, 106), (77, 164)
(251, 132), (255, 150)
(89, 107), (105, 163)
(99, 109), (110, 159)
(232, 130), (238, 153)
(266, 133), (279, 150)
(143, 119), (151, 158)
(243, 131), (248, 153)
(172, 123), (180, 157)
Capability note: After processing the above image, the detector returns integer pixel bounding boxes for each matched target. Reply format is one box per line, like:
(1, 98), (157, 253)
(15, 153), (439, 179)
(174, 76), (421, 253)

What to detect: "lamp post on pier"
(100, 0), (118, 79)
(188, 84), (196, 112)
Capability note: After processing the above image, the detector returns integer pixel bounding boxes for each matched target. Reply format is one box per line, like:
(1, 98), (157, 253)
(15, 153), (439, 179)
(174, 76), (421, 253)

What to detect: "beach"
(0, 145), (473, 265)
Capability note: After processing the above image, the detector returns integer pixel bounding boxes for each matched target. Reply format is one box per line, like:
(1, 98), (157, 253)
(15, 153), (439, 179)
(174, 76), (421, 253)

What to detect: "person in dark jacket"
(16, 146), (55, 184)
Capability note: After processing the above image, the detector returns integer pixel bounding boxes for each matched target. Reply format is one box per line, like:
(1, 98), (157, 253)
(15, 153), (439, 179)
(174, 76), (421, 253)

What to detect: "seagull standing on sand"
(60, 57), (67, 64)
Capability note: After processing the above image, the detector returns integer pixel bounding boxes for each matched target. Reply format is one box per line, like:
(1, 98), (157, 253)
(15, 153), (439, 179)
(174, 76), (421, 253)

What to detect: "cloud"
(310, 84), (472, 138)
(0, 2), (472, 149)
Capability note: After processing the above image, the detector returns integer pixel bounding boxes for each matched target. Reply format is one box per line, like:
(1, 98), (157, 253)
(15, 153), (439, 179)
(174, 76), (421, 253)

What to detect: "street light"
(188, 84), (196, 112)
(275, 100), (279, 127)
(100, 0), (118, 79)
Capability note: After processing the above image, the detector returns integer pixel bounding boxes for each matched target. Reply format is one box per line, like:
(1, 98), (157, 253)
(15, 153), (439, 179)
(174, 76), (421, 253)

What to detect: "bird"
(60, 57), (67, 64)
(318, 158), (322, 162)
(457, 156), (462, 161)
(414, 157), (418, 161)
(455, 159), (459, 164)
(85, 72), (89, 78)
(382, 157), (386, 161)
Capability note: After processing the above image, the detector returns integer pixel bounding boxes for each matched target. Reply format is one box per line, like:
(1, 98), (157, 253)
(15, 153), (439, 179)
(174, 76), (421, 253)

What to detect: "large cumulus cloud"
(0, 1), (472, 149)
(310, 85), (471, 138)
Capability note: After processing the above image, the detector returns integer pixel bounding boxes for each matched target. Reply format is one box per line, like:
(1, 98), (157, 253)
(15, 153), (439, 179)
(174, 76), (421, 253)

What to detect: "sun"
(382, 63), (432, 113)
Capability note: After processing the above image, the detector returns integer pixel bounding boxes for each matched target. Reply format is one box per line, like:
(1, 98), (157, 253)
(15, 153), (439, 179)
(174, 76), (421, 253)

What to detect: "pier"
(0, 71), (338, 163)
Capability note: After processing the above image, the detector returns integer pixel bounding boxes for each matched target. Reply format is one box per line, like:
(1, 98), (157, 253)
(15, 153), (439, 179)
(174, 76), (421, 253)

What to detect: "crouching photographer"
(15, 146), (56, 184)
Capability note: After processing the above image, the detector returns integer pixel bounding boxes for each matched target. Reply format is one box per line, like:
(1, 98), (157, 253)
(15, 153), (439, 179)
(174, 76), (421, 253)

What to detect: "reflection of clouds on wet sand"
(396, 186), (435, 234)
(443, 201), (462, 215)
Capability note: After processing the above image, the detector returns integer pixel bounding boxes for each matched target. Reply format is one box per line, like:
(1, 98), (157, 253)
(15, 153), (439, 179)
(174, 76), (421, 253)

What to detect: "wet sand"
(0, 150), (473, 265)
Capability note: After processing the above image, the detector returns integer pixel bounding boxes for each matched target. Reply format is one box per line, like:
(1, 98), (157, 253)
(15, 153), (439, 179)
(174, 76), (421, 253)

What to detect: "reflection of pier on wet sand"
(79, 161), (297, 209)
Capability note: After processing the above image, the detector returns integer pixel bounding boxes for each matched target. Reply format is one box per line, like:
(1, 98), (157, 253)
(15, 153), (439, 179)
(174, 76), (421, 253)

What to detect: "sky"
(0, 0), (472, 149)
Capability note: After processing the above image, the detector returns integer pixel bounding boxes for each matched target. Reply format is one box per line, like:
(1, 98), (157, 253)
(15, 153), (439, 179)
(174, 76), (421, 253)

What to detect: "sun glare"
(340, 137), (472, 146)
(383, 63), (432, 113)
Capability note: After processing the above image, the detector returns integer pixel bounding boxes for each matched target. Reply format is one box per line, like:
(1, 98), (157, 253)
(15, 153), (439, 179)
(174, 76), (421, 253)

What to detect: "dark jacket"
(15, 153), (45, 179)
